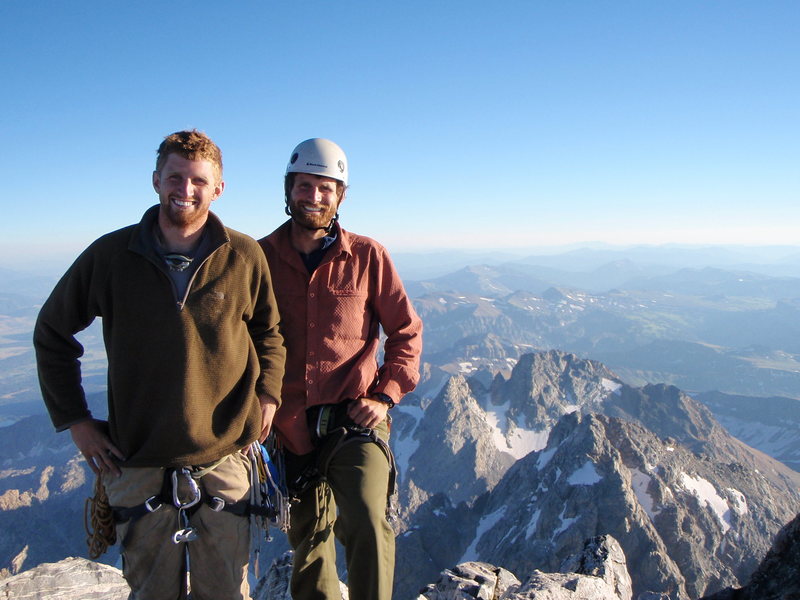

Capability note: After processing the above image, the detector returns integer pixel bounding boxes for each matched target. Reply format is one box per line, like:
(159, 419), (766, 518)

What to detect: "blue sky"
(2, 1), (798, 267)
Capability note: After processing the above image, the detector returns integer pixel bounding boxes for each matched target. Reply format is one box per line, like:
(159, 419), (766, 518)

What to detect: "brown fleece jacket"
(34, 206), (286, 467)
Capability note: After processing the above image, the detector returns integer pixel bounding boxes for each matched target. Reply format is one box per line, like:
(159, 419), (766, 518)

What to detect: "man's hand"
(70, 419), (125, 477)
(259, 396), (279, 443)
(347, 396), (390, 429)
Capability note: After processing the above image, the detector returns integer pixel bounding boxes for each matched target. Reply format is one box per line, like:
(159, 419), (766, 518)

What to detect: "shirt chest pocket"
(325, 288), (372, 340)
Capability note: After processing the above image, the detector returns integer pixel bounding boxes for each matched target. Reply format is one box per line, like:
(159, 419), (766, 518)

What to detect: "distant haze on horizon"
(7, 240), (800, 282)
(2, 2), (798, 264)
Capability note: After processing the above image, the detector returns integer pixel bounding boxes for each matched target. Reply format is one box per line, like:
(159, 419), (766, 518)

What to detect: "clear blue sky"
(2, 1), (798, 267)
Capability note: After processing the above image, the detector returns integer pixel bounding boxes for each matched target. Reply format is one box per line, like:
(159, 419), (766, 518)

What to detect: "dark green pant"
(286, 420), (395, 600)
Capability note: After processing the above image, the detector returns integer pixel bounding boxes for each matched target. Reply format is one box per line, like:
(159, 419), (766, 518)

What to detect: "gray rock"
(512, 571), (623, 600)
(400, 374), (516, 511)
(419, 535), (632, 600)
(560, 535), (632, 600)
(0, 556), (128, 600)
(253, 551), (349, 600)
(252, 551), (294, 600)
(418, 562), (521, 600)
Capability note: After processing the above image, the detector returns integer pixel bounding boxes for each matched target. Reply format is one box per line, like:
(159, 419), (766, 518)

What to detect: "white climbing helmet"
(286, 138), (348, 185)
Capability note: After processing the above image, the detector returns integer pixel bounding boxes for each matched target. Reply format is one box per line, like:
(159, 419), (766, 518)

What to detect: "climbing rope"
(84, 475), (116, 559)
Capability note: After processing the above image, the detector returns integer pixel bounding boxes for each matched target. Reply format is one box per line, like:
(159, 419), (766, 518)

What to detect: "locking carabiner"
(171, 467), (202, 509)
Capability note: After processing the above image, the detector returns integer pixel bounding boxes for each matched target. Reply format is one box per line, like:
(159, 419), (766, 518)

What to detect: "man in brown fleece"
(33, 129), (285, 600)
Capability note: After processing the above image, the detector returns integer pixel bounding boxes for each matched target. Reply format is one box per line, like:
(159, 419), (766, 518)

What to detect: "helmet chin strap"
(285, 201), (339, 233)
(323, 213), (339, 234)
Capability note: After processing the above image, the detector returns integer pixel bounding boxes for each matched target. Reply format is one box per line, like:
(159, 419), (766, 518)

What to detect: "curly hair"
(155, 129), (223, 179)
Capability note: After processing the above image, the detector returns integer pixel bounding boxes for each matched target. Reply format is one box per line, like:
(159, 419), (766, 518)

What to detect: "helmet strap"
(323, 213), (339, 234)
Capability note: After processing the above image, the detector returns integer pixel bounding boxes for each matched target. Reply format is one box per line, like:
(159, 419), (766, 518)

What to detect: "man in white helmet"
(259, 138), (422, 600)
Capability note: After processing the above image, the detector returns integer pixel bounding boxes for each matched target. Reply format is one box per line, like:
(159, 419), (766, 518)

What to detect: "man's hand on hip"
(70, 419), (125, 477)
(348, 396), (390, 429)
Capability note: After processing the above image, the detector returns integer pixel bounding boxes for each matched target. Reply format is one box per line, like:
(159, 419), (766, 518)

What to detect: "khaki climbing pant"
(102, 452), (251, 600)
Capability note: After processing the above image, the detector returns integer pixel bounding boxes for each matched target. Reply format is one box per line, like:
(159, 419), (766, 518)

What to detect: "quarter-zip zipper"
(176, 252), (216, 310)
(144, 246), (222, 311)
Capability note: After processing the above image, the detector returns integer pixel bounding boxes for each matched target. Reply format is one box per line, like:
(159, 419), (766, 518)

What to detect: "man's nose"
(309, 186), (323, 202)
(180, 179), (194, 197)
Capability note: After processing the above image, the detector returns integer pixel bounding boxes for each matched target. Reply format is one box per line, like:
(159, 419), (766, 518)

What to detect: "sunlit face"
(152, 154), (224, 230)
(287, 172), (342, 231)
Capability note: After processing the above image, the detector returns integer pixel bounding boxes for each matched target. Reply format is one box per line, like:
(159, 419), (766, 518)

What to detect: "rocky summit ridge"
(7, 515), (800, 600)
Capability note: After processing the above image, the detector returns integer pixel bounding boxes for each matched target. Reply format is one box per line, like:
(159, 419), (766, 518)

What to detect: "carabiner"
(172, 527), (198, 544)
(171, 468), (201, 509)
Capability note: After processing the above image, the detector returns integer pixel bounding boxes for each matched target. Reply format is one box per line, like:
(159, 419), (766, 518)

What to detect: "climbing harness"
(102, 448), (290, 591)
(291, 403), (399, 521)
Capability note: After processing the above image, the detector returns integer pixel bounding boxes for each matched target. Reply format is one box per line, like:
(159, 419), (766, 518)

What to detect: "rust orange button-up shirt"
(259, 221), (422, 455)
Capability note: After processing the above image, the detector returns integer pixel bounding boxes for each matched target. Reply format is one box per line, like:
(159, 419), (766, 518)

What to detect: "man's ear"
(152, 170), (161, 193)
(213, 179), (225, 201)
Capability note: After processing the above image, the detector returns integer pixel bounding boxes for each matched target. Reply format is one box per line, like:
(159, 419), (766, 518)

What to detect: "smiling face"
(152, 153), (224, 231)
(287, 172), (343, 231)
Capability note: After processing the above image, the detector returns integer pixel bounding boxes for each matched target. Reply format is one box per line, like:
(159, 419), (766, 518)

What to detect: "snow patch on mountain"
(460, 506), (506, 562)
(554, 505), (578, 537)
(679, 473), (736, 534)
(393, 404), (424, 473)
(525, 508), (542, 539)
(727, 488), (748, 516)
(484, 400), (550, 459)
(602, 378), (622, 395)
(568, 461), (602, 486)
(536, 446), (558, 470)
(631, 468), (661, 520)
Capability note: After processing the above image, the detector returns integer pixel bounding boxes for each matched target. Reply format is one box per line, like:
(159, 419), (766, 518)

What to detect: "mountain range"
(2, 245), (800, 598)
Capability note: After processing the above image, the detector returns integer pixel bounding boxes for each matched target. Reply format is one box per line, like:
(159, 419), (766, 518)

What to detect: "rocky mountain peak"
(493, 349), (623, 429)
(400, 374), (516, 510)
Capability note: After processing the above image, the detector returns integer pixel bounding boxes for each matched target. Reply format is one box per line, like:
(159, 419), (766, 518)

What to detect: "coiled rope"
(84, 475), (116, 559)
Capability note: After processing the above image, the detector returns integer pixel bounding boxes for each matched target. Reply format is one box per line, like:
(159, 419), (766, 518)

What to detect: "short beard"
(287, 202), (337, 231)
(162, 202), (208, 230)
